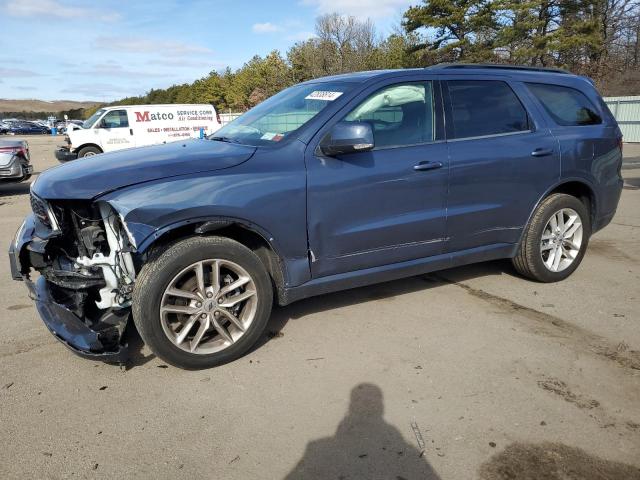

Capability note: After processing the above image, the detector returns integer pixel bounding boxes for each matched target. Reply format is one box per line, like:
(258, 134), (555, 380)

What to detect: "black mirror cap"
(320, 121), (374, 156)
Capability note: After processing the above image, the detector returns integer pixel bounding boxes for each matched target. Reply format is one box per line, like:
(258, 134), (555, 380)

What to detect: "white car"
(56, 104), (223, 160)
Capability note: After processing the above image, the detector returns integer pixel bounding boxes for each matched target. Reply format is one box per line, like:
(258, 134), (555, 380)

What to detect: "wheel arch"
(74, 143), (103, 154)
(136, 217), (288, 305)
(515, 178), (597, 254)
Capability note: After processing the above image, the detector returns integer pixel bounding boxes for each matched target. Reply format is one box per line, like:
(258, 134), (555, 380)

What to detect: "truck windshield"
(83, 109), (106, 129)
(209, 82), (353, 146)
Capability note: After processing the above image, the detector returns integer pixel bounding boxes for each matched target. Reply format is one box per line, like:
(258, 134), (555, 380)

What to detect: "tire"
(77, 146), (101, 158)
(513, 193), (591, 282)
(132, 236), (273, 369)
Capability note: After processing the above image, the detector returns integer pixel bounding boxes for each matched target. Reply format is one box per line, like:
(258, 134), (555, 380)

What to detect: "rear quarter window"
(526, 83), (602, 126)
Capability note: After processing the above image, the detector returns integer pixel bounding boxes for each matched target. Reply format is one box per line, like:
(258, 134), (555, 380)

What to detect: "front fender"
(100, 153), (310, 287)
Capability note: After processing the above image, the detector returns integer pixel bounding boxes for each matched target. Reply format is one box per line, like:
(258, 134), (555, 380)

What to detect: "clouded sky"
(0, 0), (413, 101)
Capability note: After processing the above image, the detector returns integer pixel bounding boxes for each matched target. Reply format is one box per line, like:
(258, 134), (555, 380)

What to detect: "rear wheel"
(77, 146), (101, 158)
(512, 193), (591, 282)
(132, 236), (273, 369)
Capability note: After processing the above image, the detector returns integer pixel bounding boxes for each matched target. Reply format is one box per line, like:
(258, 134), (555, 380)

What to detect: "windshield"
(82, 108), (106, 129)
(209, 82), (353, 146)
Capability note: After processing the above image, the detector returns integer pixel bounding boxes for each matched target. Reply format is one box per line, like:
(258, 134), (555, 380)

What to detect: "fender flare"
(514, 177), (597, 250)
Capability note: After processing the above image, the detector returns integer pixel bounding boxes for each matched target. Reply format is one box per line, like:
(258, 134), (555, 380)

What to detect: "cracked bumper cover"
(9, 214), (129, 362)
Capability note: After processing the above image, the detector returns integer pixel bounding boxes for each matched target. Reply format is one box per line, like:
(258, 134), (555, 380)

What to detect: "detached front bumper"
(55, 146), (78, 162)
(9, 215), (129, 363)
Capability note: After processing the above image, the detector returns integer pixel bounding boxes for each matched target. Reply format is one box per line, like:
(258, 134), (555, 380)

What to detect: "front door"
(306, 80), (449, 278)
(97, 109), (135, 151)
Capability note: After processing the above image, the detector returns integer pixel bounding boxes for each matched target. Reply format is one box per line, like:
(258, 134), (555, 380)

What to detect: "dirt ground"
(1, 135), (639, 479)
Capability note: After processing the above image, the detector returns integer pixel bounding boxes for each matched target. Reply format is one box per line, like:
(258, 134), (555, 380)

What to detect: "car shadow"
(122, 321), (156, 370)
(284, 382), (442, 479)
(623, 175), (640, 189)
(253, 259), (514, 353)
(119, 259), (513, 369)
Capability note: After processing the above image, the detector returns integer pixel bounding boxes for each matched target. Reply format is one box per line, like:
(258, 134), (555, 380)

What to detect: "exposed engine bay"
(33, 196), (136, 306)
(16, 194), (138, 359)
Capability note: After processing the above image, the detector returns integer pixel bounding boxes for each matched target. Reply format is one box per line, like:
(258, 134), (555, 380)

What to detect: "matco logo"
(134, 111), (175, 122)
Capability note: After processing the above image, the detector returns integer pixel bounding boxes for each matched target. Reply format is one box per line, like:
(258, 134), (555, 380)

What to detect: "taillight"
(0, 146), (26, 156)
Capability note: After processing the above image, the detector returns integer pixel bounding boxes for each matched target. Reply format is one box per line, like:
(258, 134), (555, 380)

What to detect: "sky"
(0, 0), (414, 102)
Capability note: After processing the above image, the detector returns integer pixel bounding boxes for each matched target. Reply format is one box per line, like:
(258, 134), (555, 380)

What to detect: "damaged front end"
(9, 193), (137, 362)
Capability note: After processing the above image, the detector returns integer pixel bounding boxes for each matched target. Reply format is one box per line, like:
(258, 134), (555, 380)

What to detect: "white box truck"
(56, 104), (222, 160)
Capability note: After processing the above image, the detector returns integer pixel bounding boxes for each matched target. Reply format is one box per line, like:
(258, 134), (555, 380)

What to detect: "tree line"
(89, 0), (639, 117)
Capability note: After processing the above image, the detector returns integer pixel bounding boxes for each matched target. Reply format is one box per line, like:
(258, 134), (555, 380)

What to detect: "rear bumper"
(0, 158), (32, 180)
(55, 147), (78, 162)
(9, 215), (129, 363)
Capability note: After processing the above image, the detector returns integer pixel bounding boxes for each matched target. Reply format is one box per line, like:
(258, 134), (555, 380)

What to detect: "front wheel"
(512, 193), (591, 282)
(132, 236), (273, 369)
(77, 146), (101, 158)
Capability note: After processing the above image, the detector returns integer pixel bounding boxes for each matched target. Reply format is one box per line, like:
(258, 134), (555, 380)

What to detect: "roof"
(303, 64), (581, 84)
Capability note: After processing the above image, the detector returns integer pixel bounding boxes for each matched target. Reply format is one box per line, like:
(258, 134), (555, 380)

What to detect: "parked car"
(7, 122), (49, 135)
(0, 139), (33, 182)
(10, 64), (623, 369)
(55, 104), (222, 160)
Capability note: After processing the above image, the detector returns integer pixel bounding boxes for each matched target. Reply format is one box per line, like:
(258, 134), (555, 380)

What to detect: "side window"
(343, 82), (434, 148)
(102, 110), (129, 129)
(446, 80), (530, 139)
(526, 83), (602, 126)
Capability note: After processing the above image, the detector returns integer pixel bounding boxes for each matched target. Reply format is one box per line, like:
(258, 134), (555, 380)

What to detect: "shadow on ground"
(623, 175), (640, 189)
(120, 259), (512, 370)
(122, 323), (156, 370)
(284, 383), (441, 480)
(479, 442), (640, 480)
(256, 259), (513, 352)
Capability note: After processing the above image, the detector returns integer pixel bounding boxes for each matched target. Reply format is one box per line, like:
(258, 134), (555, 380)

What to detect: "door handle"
(129, 128), (134, 136)
(531, 148), (553, 157)
(413, 161), (443, 172)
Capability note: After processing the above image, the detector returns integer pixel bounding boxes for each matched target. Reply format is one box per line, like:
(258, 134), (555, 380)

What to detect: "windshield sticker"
(305, 91), (343, 101)
(261, 132), (285, 142)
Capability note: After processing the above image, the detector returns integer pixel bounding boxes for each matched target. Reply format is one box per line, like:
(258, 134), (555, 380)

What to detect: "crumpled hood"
(32, 139), (256, 200)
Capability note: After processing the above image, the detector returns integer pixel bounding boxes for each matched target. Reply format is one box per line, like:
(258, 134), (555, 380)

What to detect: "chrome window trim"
(446, 129), (534, 143)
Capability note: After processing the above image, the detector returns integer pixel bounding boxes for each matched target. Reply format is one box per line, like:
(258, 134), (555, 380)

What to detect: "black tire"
(132, 236), (273, 369)
(513, 193), (591, 282)
(77, 146), (101, 158)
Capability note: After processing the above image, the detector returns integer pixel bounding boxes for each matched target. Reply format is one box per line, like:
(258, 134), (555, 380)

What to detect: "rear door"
(97, 109), (135, 151)
(443, 78), (560, 253)
(306, 77), (449, 278)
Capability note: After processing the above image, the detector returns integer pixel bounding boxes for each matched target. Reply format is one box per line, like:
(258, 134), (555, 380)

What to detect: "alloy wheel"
(540, 208), (583, 272)
(160, 259), (258, 354)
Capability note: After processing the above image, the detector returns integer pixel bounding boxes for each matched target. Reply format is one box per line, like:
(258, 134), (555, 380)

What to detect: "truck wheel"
(77, 146), (101, 157)
(512, 193), (591, 282)
(132, 236), (273, 369)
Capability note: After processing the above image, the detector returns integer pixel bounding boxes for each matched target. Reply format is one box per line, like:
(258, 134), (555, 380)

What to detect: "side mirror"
(319, 121), (374, 156)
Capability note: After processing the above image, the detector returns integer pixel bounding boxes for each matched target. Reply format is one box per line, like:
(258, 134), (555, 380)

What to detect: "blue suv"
(9, 64), (623, 369)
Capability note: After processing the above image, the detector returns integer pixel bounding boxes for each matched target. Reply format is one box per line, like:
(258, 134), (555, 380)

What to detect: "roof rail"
(428, 63), (571, 75)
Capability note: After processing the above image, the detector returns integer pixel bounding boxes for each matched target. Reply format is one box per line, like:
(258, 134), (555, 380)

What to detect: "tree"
(288, 13), (382, 79)
(403, 0), (498, 62)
